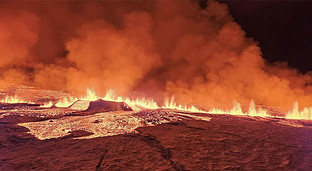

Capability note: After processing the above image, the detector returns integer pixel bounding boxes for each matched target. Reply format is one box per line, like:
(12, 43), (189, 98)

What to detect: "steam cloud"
(1, 1), (312, 112)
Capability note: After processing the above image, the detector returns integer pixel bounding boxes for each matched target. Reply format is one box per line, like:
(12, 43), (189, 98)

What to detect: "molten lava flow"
(0, 88), (311, 120)
(55, 97), (77, 107)
(0, 95), (27, 103)
(48, 89), (274, 119)
(286, 102), (312, 120)
(82, 89), (311, 120)
(125, 98), (159, 110)
(162, 96), (206, 113)
(208, 100), (270, 118)
(40, 101), (53, 107)
(74, 89), (158, 110)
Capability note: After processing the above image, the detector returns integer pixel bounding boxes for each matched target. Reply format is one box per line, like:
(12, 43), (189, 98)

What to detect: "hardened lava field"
(0, 89), (311, 170)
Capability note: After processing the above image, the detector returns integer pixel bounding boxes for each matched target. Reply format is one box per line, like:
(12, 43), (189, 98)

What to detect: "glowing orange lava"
(0, 95), (28, 103)
(0, 89), (311, 120)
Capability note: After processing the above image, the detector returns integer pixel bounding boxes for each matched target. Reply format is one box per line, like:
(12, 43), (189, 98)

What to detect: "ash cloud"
(0, 1), (312, 112)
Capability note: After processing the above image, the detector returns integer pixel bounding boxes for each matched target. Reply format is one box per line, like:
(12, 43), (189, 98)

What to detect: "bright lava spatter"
(1, 89), (311, 120)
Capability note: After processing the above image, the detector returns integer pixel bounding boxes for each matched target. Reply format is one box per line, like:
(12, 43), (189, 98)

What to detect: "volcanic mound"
(69, 99), (132, 112)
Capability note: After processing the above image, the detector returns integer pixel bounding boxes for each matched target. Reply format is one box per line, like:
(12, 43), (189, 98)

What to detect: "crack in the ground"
(95, 149), (108, 171)
(127, 133), (185, 171)
(167, 122), (205, 130)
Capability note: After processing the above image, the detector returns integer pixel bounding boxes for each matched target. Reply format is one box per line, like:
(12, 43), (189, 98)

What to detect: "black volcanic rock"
(63, 130), (94, 139)
(86, 99), (132, 112)
(0, 103), (40, 110)
(1, 112), (311, 170)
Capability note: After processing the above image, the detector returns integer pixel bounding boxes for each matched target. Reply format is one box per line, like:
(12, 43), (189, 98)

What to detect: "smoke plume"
(0, 1), (312, 112)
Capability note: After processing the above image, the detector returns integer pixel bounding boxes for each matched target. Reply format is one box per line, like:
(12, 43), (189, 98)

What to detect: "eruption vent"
(0, 1), (311, 119)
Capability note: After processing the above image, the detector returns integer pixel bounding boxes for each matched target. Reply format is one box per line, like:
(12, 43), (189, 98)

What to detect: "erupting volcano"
(0, 1), (311, 170)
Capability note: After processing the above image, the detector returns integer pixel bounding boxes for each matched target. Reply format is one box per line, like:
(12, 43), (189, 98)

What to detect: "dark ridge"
(0, 103), (40, 110)
(0, 115), (49, 124)
(86, 99), (132, 113)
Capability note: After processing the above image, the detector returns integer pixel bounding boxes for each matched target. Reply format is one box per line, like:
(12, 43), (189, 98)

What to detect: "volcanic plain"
(0, 88), (311, 170)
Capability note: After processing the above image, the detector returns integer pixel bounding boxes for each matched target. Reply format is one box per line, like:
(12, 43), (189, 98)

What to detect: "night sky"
(217, 1), (312, 73)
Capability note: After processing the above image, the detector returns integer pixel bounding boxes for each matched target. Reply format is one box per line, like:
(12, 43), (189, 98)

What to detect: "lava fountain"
(1, 88), (310, 120)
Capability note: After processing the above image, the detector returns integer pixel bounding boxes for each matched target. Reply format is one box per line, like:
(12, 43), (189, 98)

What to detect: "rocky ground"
(0, 98), (311, 170)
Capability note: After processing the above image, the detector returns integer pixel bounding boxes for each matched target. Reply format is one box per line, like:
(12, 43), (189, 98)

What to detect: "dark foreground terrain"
(0, 109), (311, 170)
